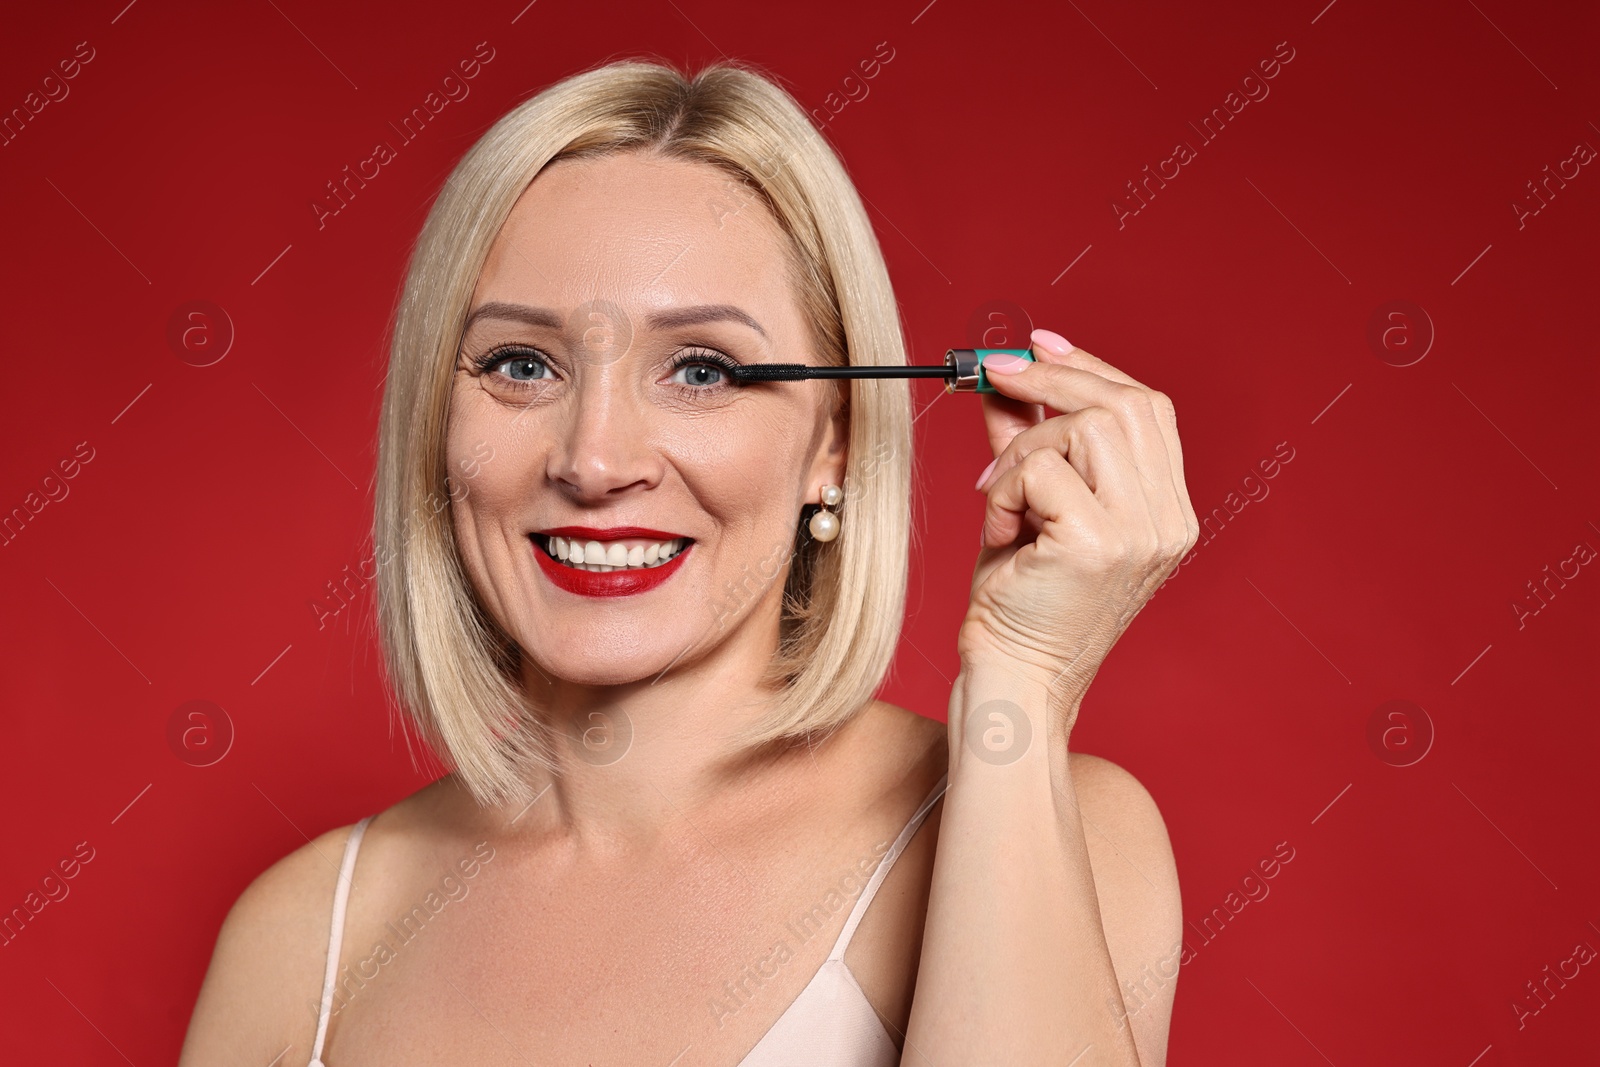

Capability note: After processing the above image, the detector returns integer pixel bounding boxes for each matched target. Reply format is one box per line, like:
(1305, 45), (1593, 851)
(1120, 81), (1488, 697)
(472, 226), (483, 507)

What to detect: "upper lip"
(535, 526), (691, 541)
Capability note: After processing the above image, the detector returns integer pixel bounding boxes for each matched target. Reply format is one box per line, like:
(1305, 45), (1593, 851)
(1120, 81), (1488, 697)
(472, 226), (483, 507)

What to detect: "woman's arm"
(902, 664), (1181, 1066)
(906, 330), (1197, 1065)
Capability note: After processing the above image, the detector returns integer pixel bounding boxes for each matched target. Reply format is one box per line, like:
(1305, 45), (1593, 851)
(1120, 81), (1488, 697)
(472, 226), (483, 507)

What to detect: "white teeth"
(540, 536), (688, 572)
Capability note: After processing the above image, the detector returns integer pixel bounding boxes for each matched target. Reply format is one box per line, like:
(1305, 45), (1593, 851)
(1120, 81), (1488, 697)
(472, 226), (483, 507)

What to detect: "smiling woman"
(180, 54), (1191, 1067)
(413, 83), (914, 790)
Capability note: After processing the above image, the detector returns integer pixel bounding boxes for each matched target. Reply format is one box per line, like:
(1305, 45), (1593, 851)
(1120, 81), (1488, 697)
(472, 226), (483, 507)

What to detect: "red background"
(2, 0), (1596, 1062)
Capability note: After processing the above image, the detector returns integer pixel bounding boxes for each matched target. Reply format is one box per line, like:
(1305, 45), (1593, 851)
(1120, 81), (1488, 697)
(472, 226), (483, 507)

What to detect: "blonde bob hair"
(374, 56), (913, 809)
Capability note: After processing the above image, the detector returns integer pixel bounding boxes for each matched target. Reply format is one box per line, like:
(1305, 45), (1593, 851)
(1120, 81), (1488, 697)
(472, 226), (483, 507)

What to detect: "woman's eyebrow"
(463, 302), (562, 331)
(462, 301), (767, 340)
(646, 304), (768, 339)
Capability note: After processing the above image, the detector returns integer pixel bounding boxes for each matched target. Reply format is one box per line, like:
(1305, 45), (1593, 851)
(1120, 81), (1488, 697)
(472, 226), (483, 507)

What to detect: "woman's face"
(446, 151), (845, 688)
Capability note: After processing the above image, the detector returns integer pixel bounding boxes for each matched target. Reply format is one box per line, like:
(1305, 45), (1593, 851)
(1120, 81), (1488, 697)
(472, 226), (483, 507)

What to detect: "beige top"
(307, 772), (950, 1066)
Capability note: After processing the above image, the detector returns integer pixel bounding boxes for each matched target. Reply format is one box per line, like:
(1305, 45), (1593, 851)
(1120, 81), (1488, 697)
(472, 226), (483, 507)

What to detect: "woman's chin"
(521, 645), (698, 690)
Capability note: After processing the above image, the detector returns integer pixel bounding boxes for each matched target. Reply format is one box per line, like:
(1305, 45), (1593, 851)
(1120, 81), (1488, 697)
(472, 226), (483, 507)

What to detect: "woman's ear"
(825, 395), (851, 486)
(807, 393), (849, 499)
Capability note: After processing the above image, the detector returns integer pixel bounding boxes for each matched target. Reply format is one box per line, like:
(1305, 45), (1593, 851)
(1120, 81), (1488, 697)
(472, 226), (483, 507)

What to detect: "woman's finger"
(972, 332), (1119, 481)
(972, 371), (1177, 524)
(1027, 331), (1197, 537)
(978, 443), (1111, 551)
(1030, 330), (1150, 390)
(976, 385), (1043, 482)
(978, 405), (1151, 525)
(982, 348), (1179, 523)
(977, 407), (1156, 549)
(983, 350), (1158, 449)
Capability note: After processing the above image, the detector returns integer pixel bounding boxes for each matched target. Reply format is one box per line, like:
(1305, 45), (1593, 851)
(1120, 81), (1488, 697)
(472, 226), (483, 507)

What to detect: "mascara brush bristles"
(728, 363), (819, 382)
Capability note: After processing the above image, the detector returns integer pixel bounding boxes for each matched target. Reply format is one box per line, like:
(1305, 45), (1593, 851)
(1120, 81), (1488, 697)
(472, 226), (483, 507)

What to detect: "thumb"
(977, 387), (1042, 465)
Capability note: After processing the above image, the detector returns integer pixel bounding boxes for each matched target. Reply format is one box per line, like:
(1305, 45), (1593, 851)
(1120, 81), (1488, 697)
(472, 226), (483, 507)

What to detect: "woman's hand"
(961, 328), (1200, 738)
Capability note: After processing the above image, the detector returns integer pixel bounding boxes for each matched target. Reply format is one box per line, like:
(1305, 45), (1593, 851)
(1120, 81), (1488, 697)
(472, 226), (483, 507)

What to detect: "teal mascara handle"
(943, 348), (1036, 393)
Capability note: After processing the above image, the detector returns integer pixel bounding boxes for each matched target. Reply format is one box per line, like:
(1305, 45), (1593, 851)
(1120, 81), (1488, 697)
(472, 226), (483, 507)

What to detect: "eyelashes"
(666, 348), (741, 386)
(469, 344), (743, 393)
(471, 344), (549, 384)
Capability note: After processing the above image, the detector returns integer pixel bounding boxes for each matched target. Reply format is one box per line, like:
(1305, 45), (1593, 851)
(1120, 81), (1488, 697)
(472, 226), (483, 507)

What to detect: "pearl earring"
(808, 484), (843, 542)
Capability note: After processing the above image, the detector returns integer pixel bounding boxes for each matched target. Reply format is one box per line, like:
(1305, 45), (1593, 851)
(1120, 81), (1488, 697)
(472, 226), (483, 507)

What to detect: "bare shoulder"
(1067, 753), (1169, 830)
(177, 778), (458, 1066)
(177, 818), (365, 1066)
(862, 699), (949, 769)
(1065, 750), (1179, 911)
(1065, 751), (1182, 1063)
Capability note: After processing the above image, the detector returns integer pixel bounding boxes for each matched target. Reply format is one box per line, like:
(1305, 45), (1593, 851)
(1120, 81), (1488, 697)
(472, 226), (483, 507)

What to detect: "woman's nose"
(545, 372), (661, 500)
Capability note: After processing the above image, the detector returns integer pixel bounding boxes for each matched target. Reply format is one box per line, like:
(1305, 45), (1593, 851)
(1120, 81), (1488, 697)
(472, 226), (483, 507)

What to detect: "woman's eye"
(485, 351), (552, 384)
(669, 361), (728, 387)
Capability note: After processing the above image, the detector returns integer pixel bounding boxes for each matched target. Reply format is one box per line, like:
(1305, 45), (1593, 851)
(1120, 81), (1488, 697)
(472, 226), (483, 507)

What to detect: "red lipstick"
(532, 535), (692, 598)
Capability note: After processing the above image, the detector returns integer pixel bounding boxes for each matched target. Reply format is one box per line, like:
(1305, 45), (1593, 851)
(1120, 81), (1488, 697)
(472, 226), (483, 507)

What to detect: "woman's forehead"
(472, 153), (795, 335)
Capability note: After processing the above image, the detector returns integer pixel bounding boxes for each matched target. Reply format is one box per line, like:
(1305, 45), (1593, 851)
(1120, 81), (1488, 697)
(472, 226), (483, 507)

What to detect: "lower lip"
(533, 540), (692, 598)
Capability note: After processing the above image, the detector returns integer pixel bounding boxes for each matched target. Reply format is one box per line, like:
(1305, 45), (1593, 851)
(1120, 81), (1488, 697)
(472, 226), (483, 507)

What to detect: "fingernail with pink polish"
(981, 353), (1030, 375)
(1031, 328), (1073, 355)
(974, 457), (998, 491)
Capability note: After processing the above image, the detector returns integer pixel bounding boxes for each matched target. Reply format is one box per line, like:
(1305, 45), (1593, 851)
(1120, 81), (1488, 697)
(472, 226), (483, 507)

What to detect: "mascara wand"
(728, 348), (1035, 394)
